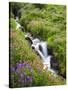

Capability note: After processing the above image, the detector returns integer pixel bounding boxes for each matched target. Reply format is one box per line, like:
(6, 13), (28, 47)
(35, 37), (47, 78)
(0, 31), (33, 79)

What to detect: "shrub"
(10, 12), (14, 18)
(20, 4), (66, 78)
(27, 20), (46, 39)
(47, 35), (66, 77)
(10, 18), (16, 29)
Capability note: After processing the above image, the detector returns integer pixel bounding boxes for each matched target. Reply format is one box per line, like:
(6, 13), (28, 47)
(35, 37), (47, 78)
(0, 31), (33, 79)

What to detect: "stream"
(15, 16), (58, 76)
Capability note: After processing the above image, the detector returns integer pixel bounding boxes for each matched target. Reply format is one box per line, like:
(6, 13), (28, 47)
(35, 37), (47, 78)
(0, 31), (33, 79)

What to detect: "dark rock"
(25, 36), (33, 44)
(21, 26), (25, 32)
(39, 45), (43, 53)
(50, 56), (59, 71)
(47, 47), (54, 56)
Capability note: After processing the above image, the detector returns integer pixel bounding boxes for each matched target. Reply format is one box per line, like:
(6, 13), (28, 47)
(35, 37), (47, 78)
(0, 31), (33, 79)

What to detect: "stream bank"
(16, 16), (59, 76)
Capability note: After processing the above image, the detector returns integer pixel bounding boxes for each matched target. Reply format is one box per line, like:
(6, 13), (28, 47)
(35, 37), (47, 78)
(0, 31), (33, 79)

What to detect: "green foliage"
(10, 2), (66, 87)
(47, 33), (66, 77)
(10, 28), (42, 65)
(27, 20), (46, 39)
(19, 4), (66, 77)
(10, 18), (16, 29)
(10, 12), (14, 18)
(10, 28), (65, 87)
(9, 2), (23, 17)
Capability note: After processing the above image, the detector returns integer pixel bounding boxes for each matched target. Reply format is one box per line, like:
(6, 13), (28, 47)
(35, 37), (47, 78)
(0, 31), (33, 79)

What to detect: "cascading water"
(16, 16), (24, 31)
(16, 16), (21, 30)
(40, 42), (48, 58)
(15, 17), (57, 75)
(25, 34), (57, 74)
(16, 16), (19, 22)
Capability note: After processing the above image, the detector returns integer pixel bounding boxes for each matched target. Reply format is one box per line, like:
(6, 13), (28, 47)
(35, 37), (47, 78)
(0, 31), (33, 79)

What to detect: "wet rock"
(25, 33), (33, 44)
(50, 56), (59, 71)
(39, 44), (43, 52)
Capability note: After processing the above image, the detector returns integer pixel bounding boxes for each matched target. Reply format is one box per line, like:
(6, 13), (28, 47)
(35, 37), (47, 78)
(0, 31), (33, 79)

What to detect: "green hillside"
(9, 2), (66, 87)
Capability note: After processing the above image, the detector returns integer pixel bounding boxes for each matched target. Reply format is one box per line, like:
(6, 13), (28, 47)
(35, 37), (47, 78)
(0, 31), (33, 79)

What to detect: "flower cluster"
(10, 61), (34, 86)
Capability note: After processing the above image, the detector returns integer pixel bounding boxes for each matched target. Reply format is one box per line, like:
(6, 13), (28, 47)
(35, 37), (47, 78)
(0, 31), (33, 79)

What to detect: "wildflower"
(27, 76), (30, 80)
(11, 61), (34, 86)
(16, 63), (24, 68)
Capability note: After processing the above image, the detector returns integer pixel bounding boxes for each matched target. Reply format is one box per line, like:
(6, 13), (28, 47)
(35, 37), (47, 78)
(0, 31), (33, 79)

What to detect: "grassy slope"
(20, 4), (66, 77)
(10, 27), (43, 68)
(10, 21), (65, 87)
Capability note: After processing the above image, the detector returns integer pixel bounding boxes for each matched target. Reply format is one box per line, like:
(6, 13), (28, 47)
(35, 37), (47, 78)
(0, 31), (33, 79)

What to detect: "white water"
(16, 16), (23, 30)
(40, 42), (48, 58)
(31, 38), (57, 74)
(16, 17), (57, 75)
(32, 38), (40, 45)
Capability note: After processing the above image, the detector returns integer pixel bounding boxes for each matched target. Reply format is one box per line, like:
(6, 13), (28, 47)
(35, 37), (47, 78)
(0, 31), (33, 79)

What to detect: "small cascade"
(32, 38), (40, 45)
(39, 42), (48, 58)
(15, 17), (57, 75)
(16, 16), (24, 31)
(25, 33), (33, 44)
(16, 16), (19, 22)
(25, 33), (57, 75)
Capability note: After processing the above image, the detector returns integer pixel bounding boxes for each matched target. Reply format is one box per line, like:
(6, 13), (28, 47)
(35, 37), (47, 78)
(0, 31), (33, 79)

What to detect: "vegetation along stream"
(9, 2), (66, 88)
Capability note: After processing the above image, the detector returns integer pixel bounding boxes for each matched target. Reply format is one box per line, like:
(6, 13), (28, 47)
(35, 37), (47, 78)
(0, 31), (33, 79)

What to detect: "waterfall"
(31, 38), (57, 74)
(39, 42), (48, 58)
(32, 38), (40, 45)
(16, 16), (24, 31)
(16, 16), (21, 30)
(16, 16), (19, 22)
(15, 17), (57, 75)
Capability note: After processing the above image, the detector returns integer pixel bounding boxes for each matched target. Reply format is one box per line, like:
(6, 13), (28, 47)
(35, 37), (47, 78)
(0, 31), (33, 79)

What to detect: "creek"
(16, 16), (58, 76)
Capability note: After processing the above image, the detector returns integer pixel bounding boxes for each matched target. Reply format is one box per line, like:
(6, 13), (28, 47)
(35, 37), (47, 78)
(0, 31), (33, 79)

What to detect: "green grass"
(10, 25), (65, 87)
(10, 3), (66, 87)
(19, 4), (66, 77)
(10, 18), (16, 29)
(10, 28), (43, 67)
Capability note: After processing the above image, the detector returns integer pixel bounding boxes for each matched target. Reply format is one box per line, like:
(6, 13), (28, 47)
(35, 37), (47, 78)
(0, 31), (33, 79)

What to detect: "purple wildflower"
(16, 63), (24, 68)
(11, 61), (34, 86)
(26, 76), (32, 82)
